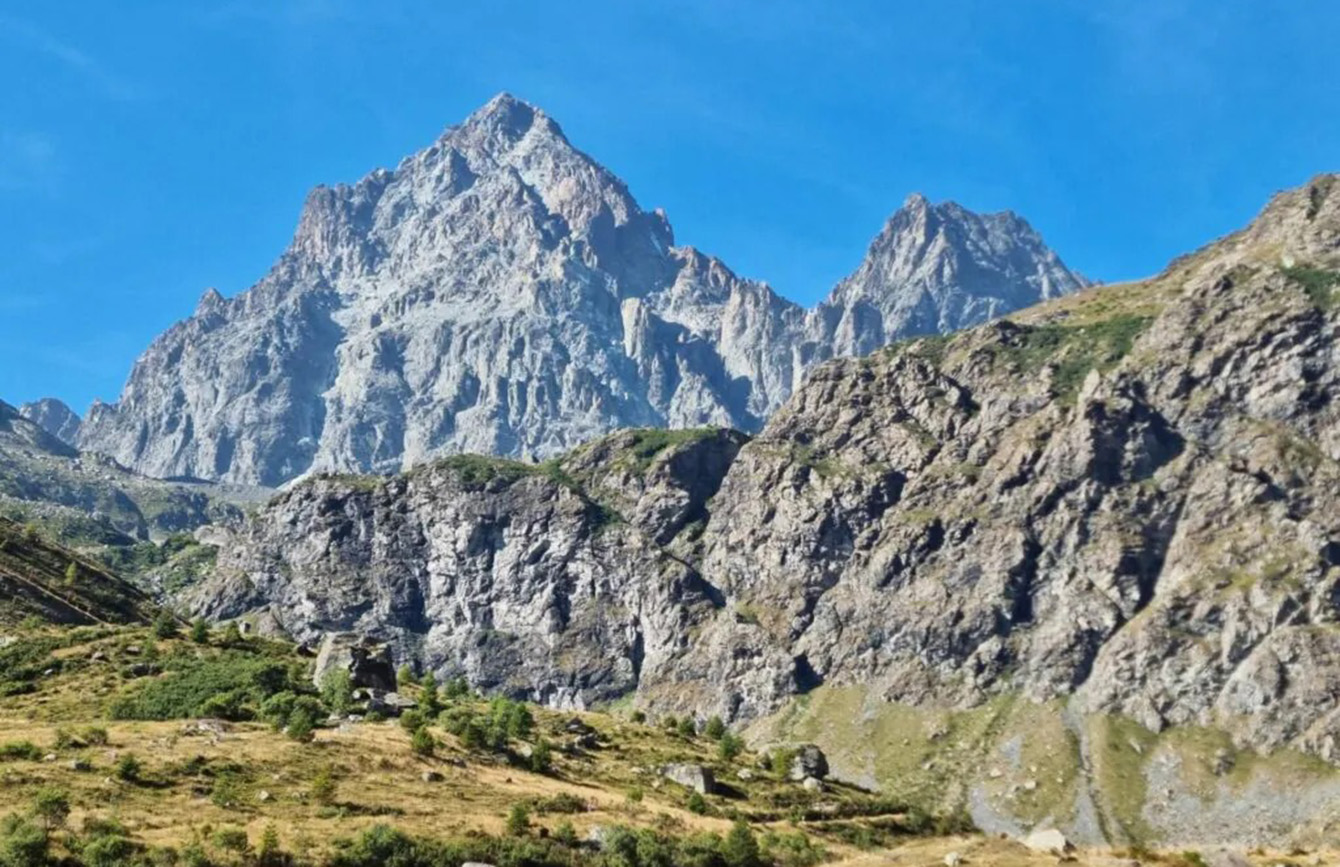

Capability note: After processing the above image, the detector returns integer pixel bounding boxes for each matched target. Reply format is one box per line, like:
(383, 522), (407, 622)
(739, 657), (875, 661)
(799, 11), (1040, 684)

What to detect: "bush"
(761, 831), (825, 867)
(110, 652), (301, 721)
(704, 716), (726, 740)
(419, 672), (440, 717)
(29, 787), (70, 832)
(505, 803), (530, 837)
(189, 619), (210, 644)
(287, 705), (318, 743)
(82, 833), (139, 867)
(687, 791), (707, 815)
(410, 728), (436, 757)
(397, 664), (414, 687)
(630, 710), (647, 724)
(0, 741), (42, 761)
(399, 710), (426, 733)
(213, 826), (249, 853)
(553, 820), (578, 847)
(258, 822), (286, 867)
(442, 677), (470, 700)
(81, 726), (110, 746)
(718, 732), (744, 761)
(677, 718), (696, 738)
(211, 773), (244, 809)
(0, 815), (47, 867)
(152, 610), (179, 640)
(115, 753), (142, 782)
(321, 669), (354, 715)
(311, 765), (337, 806)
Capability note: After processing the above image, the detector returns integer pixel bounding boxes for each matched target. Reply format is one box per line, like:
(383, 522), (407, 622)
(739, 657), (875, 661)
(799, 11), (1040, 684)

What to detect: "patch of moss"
(1282, 265), (1340, 311)
(990, 314), (1153, 403)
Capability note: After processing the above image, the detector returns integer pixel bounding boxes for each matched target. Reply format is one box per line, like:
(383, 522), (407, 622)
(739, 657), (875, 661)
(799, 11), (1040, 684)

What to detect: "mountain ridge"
(74, 92), (1087, 486)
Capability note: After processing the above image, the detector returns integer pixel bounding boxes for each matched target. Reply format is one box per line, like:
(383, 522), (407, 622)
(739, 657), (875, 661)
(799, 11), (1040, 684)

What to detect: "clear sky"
(2, 1), (1337, 412)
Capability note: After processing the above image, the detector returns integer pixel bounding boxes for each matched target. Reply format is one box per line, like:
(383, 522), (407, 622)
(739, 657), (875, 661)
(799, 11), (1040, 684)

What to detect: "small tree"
(419, 672), (441, 717)
(718, 732), (744, 761)
(505, 803), (530, 837)
(114, 754), (141, 782)
(705, 716), (726, 740)
(677, 717), (696, 738)
(257, 823), (285, 867)
(687, 791), (707, 815)
(152, 610), (178, 640)
(321, 668), (354, 715)
(29, 787), (70, 835)
(221, 621), (243, 646)
(397, 664), (414, 687)
(287, 706), (317, 743)
(399, 709), (426, 733)
(311, 765), (337, 806)
(410, 727), (436, 757)
(189, 618), (210, 644)
(723, 821), (761, 867)
(64, 562), (78, 585)
(529, 738), (552, 774)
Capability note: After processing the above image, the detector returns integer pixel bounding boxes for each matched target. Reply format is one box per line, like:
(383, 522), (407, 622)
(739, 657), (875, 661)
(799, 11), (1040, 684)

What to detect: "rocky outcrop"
(79, 94), (1083, 487)
(185, 429), (740, 709)
(312, 632), (397, 692)
(19, 398), (81, 447)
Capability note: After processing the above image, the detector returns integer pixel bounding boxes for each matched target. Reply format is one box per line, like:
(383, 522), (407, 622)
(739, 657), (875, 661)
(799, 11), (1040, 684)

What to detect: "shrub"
(190, 619), (210, 644)
(677, 717), (696, 738)
(311, 765), (337, 806)
(704, 716), (726, 740)
(687, 792), (707, 815)
(397, 664), (414, 687)
(152, 610), (179, 640)
(115, 754), (142, 782)
(287, 705), (317, 743)
(258, 822), (286, 867)
(761, 831), (825, 867)
(529, 738), (552, 774)
(211, 773), (244, 809)
(321, 669), (354, 715)
(723, 821), (761, 867)
(0, 741), (42, 761)
(81, 726), (110, 746)
(410, 728), (436, 757)
(442, 677), (470, 700)
(505, 803), (530, 837)
(329, 825), (415, 867)
(82, 833), (139, 867)
(630, 710), (647, 724)
(0, 815), (47, 867)
(110, 652), (301, 721)
(399, 710), (426, 733)
(212, 826), (249, 853)
(553, 820), (578, 847)
(29, 787), (70, 833)
(718, 732), (744, 761)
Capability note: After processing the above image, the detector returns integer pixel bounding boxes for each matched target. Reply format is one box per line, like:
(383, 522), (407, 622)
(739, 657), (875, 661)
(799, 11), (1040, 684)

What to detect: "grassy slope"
(0, 516), (158, 627)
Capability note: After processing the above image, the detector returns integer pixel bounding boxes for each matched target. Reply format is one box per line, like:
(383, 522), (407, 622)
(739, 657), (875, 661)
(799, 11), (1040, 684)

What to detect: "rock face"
(0, 400), (259, 544)
(186, 430), (737, 708)
(19, 398), (81, 447)
(652, 175), (1340, 766)
(78, 93), (1083, 487)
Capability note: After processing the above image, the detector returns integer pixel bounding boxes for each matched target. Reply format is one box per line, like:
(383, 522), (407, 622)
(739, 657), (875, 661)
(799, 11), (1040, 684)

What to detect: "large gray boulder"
(661, 763), (715, 795)
(312, 633), (397, 692)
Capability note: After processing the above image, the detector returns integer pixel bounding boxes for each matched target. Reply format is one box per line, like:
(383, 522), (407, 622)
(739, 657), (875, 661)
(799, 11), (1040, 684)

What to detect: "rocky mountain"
(77, 93), (1084, 487)
(20, 397), (81, 446)
(185, 175), (1340, 846)
(0, 399), (262, 548)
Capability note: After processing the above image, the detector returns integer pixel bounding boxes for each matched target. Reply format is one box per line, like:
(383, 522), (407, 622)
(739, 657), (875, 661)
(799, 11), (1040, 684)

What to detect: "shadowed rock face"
(78, 93), (1084, 488)
(19, 398), (81, 447)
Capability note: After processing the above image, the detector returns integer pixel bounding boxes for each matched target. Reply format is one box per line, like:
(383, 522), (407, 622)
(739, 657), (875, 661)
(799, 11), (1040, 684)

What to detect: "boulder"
(662, 762), (715, 794)
(787, 744), (829, 782)
(313, 633), (397, 692)
(1021, 828), (1071, 854)
(801, 776), (824, 792)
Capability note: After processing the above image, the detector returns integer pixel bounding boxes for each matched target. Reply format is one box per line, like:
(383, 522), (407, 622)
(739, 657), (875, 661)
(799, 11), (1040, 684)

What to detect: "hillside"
(0, 517), (157, 627)
(0, 622), (1311, 866)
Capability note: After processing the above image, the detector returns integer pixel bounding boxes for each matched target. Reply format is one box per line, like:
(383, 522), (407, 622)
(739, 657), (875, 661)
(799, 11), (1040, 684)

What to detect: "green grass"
(989, 314), (1153, 402)
(1282, 265), (1340, 311)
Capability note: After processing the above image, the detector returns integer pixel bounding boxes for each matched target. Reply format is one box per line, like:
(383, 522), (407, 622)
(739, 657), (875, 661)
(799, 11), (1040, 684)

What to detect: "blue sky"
(2, 1), (1337, 412)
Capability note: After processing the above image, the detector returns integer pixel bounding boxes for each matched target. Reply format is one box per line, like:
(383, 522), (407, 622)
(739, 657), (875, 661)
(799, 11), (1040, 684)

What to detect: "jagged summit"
(78, 95), (1084, 486)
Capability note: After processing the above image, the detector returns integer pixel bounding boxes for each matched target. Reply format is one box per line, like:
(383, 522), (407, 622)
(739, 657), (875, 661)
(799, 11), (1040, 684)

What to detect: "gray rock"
(787, 744), (829, 782)
(1021, 828), (1070, 853)
(800, 776), (824, 792)
(18, 398), (81, 446)
(661, 762), (715, 794)
(80, 94), (1083, 488)
(313, 633), (397, 692)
